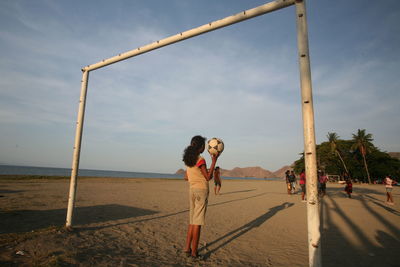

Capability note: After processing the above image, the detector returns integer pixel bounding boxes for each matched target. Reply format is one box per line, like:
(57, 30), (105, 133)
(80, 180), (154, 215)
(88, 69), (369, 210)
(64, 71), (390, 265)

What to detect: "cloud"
(312, 55), (400, 151)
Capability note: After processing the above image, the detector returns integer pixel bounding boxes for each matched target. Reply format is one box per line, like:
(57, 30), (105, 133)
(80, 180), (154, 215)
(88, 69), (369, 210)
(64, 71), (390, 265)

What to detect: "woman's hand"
(211, 153), (219, 162)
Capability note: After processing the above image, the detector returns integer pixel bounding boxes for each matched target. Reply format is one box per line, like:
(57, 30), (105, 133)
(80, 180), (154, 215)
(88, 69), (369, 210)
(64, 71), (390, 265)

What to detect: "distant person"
(319, 171), (328, 197)
(343, 172), (349, 183)
(384, 175), (395, 205)
(299, 169), (306, 202)
(317, 170), (322, 194)
(214, 166), (222, 195)
(285, 170), (292, 195)
(182, 135), (219, 258)
(289, 171), (297, 194)
(344, 179), (353, 198)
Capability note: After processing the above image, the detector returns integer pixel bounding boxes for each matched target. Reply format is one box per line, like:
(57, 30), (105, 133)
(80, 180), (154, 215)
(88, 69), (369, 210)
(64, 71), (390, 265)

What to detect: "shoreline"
(0, 174), (282, 182)
(0, 165), (285, 180)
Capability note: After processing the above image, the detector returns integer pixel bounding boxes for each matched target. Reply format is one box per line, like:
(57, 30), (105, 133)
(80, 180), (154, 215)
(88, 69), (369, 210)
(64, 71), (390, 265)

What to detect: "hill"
(176, 165), (292, 178)
(271, 165), (294, 178)
(175, 169), (185, 175)
(388, 152), (400, 160)
(221, 167), (273, 178)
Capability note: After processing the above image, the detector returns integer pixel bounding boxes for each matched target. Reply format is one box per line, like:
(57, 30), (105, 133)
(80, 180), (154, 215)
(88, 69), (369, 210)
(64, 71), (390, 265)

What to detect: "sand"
(0, 177), (399, 267)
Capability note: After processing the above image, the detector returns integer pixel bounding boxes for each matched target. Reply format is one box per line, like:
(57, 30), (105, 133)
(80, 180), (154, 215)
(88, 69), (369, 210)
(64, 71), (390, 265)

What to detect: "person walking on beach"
(285, 170), (292, 195)
(214, 166), (222, 195)
(344, 179), (353, 198)
(384, 175), (395, 205)
(318, 170), (328, 197)
(183, 135), (219, 259)
(299, 169), (306, 202)
(289, 171), (297, 194)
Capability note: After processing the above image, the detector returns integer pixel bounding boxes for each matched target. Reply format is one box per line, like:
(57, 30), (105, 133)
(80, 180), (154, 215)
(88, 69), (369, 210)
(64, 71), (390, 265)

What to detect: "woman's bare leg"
(184, 224), (193, 252)
(388, 192), (394, 203)
(191, 225), (201, 256)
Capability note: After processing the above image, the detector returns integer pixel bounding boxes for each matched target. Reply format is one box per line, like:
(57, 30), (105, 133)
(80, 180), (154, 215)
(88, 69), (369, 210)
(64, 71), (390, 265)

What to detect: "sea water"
(0, 165), (280, 181)
(0, 165), (182, 179)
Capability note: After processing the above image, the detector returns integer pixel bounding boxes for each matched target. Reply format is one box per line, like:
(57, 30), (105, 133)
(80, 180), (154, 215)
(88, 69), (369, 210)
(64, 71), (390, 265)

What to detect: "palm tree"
(351, 129), (374, 184)
(327, 132), (349, 175)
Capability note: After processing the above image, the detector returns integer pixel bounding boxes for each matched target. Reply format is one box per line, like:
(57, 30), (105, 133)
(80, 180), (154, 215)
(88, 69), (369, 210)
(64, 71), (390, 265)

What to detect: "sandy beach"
(0, 177), (399, 266)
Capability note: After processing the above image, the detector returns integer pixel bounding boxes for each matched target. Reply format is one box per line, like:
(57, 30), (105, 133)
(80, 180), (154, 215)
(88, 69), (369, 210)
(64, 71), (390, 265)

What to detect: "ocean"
(0, 165), (280, 181)
(0, 165), (182, 179)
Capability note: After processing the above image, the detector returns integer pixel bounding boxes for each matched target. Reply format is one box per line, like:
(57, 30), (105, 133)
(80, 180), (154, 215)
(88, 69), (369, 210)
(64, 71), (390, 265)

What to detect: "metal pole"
(295, 1), (321, 266)
(66, 70), (89, 229)
(83, 0), (296, 72)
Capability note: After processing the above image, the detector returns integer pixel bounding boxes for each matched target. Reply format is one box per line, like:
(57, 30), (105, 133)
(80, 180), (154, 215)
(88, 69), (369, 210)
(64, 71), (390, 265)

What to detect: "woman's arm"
(200, 154), (218, 181)
(184, 171), (188, 181)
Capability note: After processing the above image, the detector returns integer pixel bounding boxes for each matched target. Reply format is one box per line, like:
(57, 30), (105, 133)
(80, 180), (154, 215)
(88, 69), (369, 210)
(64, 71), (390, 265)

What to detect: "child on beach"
(344, 179), (353, 198)
(318, 171), (328, 197)
(289, 171), (297, 194)
(214, 166), (222, 195)
(183, 135), (219, 259)
(299, 169), (306, 202)
(285, 170), (292, 195)
(384, 175), (395, 205)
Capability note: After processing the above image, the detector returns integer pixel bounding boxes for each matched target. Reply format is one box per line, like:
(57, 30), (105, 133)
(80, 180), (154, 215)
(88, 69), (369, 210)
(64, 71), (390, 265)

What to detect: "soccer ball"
(207, 138), (224, 156)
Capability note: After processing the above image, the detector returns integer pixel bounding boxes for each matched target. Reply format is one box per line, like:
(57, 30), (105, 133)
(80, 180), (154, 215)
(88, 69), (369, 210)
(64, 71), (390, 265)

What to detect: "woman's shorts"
(214, 182), (221, 186)
(386, 187), (393, 193)
(189, 188), (209, 225)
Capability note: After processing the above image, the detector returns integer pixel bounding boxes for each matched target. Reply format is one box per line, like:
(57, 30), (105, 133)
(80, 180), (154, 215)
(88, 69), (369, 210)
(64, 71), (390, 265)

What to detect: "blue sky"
(0, 0), (399, 173)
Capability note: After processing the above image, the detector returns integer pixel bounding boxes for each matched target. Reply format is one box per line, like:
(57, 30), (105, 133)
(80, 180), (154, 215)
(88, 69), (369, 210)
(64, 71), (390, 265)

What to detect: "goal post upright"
(295, 0), (321, 266)
(66, 1), (321, 266)
(66, 70), (89, 229)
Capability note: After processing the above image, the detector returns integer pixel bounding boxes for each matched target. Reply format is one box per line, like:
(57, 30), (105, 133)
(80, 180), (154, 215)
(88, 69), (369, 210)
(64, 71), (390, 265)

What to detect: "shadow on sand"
(201, 202), (294, 258)
(0, 189), (25, 194)
(324, 185), (384, 200)
(83, 190), (270, 231)
(219, 189), (256, 195)
(0, 204), (158, 234)
(321, 193), (399, 267)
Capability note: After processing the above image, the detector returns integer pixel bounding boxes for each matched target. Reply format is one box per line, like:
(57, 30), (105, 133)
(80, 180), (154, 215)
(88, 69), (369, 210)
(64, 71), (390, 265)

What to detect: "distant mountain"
(388, 152), (400, 160)
(176, 165), (293, 178)
(175, 169), (185, 175)
(271, 165), (293, 179)
(221, 167), (273, 178)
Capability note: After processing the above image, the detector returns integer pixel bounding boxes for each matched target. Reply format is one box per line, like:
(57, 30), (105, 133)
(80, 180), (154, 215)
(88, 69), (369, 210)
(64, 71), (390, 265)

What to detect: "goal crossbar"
(83, 0), (296, 72)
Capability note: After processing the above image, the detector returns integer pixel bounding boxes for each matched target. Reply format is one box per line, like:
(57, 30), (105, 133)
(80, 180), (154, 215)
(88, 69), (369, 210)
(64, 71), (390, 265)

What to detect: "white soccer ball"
(207, 138), (224, 156)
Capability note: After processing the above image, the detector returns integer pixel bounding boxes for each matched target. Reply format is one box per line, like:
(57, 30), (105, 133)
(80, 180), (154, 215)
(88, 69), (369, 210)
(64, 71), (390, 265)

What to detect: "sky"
(0, 0), (399, 174)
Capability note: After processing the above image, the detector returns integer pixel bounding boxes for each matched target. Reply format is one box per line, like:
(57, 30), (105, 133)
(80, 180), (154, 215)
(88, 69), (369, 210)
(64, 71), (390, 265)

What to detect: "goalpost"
(66, 0), (321, 266)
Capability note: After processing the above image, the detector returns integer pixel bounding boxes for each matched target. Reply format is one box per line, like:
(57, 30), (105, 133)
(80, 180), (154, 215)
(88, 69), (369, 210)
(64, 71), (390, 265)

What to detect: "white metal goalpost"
(66, 0), (321, 266)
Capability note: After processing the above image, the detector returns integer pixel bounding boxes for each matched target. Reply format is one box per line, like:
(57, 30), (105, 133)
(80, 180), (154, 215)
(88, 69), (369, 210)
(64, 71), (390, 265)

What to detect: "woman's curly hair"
(182, 135), (206, 167)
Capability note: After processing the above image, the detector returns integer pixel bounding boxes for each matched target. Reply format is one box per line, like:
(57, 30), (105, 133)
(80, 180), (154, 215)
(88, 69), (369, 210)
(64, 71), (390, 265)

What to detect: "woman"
(183, 135), (218, 258)
(384, 175), (395, 205)
(285, 170), (292, 195)
(299, 169), (306, 202)
(318, 171), (328, 197)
